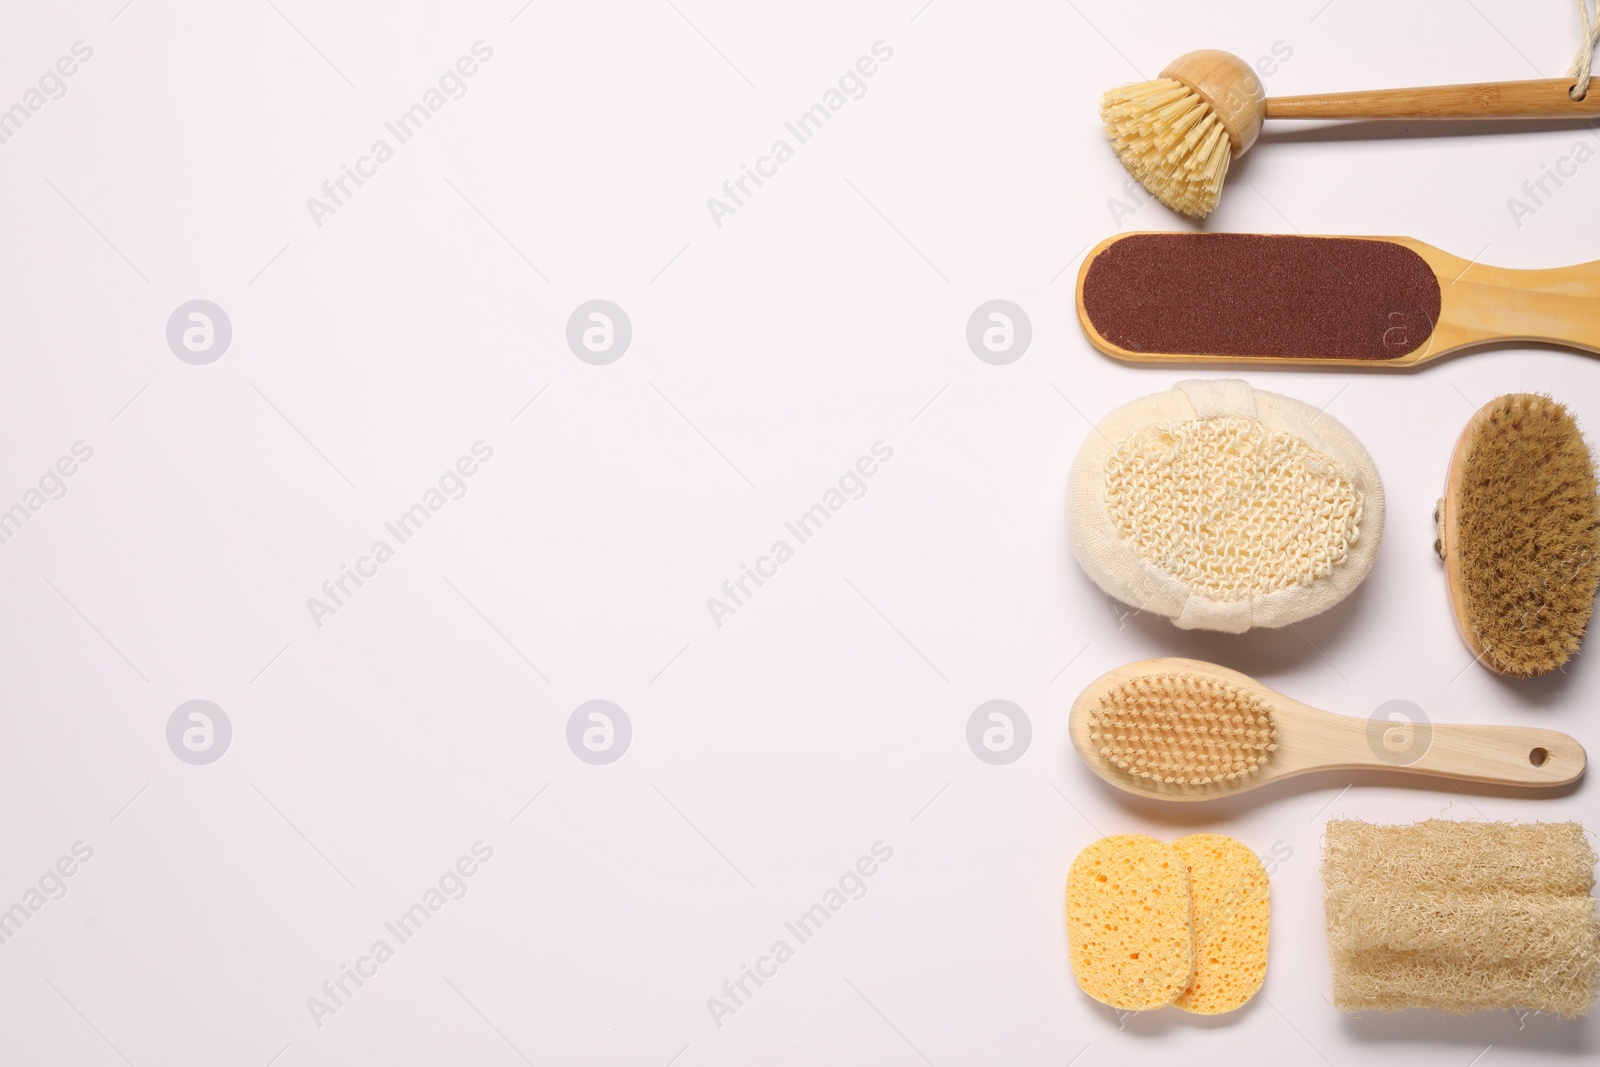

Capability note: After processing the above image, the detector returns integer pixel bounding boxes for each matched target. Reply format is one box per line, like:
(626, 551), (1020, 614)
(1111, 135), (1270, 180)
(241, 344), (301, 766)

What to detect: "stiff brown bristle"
(1100, 78), (1230, 219)
(1089, 675), (1277, 786)
(1452, 394), (1600, 677)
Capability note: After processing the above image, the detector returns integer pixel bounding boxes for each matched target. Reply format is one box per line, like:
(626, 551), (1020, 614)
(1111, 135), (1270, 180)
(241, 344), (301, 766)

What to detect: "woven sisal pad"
(1322, 819), (1600, 1016)
(1068, 380), (1384, 633)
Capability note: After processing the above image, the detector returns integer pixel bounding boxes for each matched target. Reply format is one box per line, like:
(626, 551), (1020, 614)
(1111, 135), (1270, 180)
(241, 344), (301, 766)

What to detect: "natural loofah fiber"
(1173, 834), (1270, 1015)
(1104, 415), (1364, 601)
(1068, 380), (1385, 633)
(1322, 819), (1600, 1017)
(1444, 394), (1600, 677)
(1088, 674), (1278, 787)
(1066, 835), (1194, 1010)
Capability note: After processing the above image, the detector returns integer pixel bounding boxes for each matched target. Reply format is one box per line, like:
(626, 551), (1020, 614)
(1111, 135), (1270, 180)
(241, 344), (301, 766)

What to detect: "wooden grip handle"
(1265, 79), (1600, 120)
(1388, 724), (1586, 787)
(1434, 255), (1600, 356)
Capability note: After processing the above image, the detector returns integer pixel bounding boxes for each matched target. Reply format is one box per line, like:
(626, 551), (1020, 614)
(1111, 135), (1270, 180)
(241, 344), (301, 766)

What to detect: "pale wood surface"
(1265, 79), (1600, 120)
(1075, 232), (1600, 368)
(1439, 406), (1490, 671)
(1068, 657), (1586, 802)
(1161, 49), (1266, 155)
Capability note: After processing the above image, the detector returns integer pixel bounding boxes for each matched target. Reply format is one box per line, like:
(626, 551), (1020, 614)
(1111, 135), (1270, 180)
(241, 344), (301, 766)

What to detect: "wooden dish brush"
(1103, 50), (1600, 218)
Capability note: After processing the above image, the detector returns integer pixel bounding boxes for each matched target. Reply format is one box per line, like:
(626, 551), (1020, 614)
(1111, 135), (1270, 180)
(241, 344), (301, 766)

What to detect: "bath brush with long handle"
(1105, 50), (1600, 218)
(1069, 658), (1586, 802)
(1077, 232), (1600, 367)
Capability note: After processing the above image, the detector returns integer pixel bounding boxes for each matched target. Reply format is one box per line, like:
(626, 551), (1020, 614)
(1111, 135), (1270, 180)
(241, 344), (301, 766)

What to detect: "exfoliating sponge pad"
(1322, 819), (1600, 1016)
(1066, 835), (1194, 1009)
(1068, 380), (1384, 632)
(1172, 834), (1270, 1014)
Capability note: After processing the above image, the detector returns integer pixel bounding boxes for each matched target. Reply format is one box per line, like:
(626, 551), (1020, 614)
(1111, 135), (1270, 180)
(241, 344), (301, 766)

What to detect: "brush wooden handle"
(1266, 79), (1600, 119)
(1328, 721), (1587, 787)
(1070, 658), (1588, 801)
(1223, 671), (1586, 789)
(1398, 239), (1600, 361)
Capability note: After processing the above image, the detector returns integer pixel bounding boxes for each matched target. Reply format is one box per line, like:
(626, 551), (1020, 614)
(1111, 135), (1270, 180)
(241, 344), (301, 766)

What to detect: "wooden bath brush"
(1077, 232), (1600, 367)
(1436, 393), (1600, 677)
(1103, 49), (1600, 218)
(1068, 658), (1586, 801)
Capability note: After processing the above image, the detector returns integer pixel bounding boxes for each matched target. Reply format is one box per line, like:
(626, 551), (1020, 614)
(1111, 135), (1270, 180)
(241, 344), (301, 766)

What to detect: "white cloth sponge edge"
(1067, 380), (1385, 633)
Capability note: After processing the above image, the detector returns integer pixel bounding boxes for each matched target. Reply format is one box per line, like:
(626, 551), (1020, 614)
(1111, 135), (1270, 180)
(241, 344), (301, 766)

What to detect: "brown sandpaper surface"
(1081, 233), (1442, 361)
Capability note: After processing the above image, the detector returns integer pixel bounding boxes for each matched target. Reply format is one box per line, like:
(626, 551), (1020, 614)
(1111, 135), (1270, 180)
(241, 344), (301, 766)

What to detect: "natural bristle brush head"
(1439, 394), (1600, 678)
(1100, 50), (1266, 219)
(1087, 674), (1278, 787)
(1070, 658), (1586, 801)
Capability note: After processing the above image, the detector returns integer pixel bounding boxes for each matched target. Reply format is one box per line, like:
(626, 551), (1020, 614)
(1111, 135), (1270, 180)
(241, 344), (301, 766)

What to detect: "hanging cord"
(1570, 0), (1600, 99)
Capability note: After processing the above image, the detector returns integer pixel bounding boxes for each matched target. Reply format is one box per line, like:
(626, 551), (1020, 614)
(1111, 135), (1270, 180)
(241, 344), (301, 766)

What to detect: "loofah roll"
(1326, 819), (1594, 897)
(1068, 380), (1385, 632)
(1322, 819), (1600, 1017)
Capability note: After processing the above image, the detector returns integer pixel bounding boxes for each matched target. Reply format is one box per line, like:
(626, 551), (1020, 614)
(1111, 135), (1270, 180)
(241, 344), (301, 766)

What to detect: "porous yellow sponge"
(1173, 833), (1270, 1014)
(1322, 819), (1600, 1016)
(1066, 835), (1194, 1010)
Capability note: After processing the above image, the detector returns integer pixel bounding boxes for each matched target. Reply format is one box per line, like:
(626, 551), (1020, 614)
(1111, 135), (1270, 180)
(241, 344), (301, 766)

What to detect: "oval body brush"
(1069, 658), (1586, 801)
(1437, 394), (1600, 677)
(1103, 49), (1600, 218)
(1077, 232), (1600, 367)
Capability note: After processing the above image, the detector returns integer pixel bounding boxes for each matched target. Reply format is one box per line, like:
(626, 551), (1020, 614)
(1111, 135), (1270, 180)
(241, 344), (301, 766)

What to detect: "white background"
(1, 1), (1598, 1064)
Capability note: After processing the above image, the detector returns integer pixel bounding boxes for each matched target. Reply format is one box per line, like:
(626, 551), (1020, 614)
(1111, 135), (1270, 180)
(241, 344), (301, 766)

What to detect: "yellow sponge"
(1066, 834), (1194, 1009)
(1172, 833), (1270, 1014)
